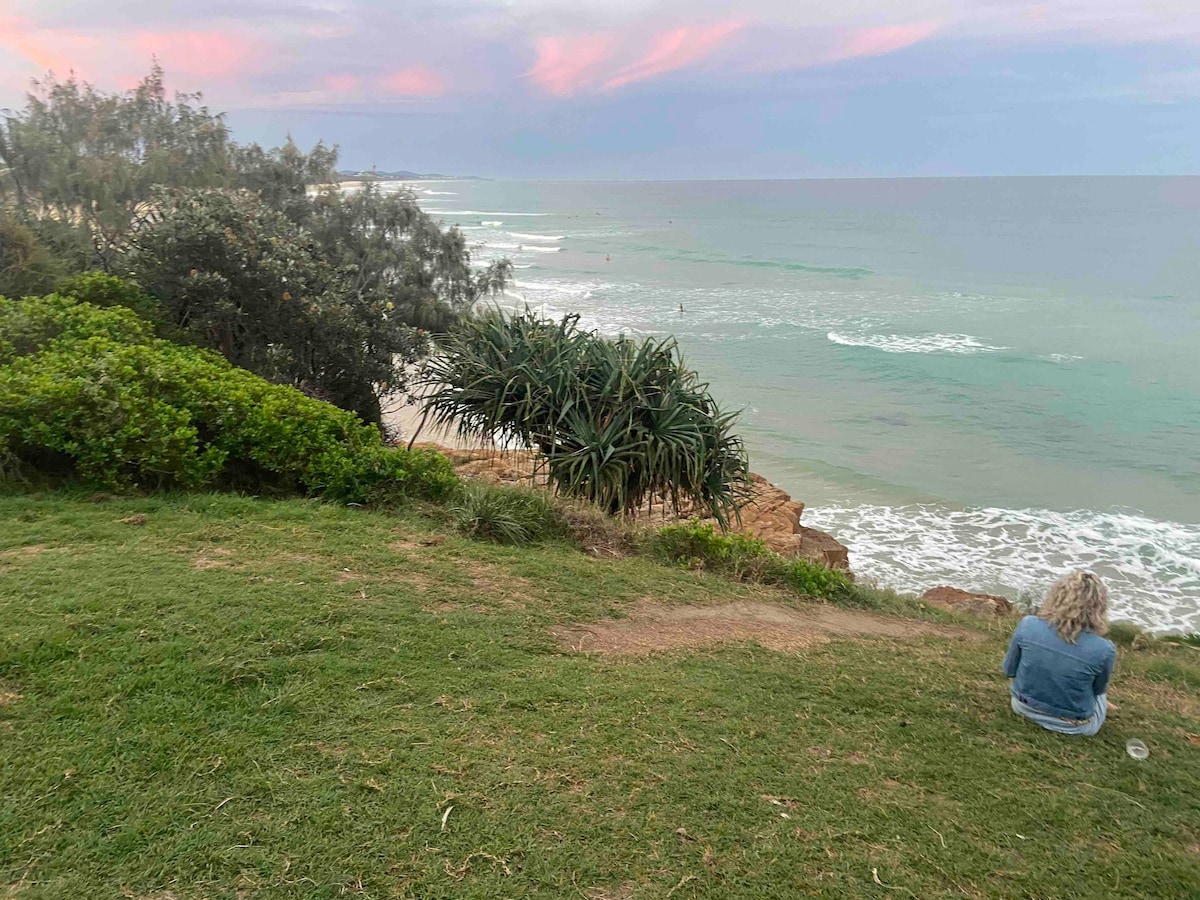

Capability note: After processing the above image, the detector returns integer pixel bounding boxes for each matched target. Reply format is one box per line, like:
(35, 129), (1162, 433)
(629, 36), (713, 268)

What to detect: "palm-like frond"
(420, 308), (749, 526)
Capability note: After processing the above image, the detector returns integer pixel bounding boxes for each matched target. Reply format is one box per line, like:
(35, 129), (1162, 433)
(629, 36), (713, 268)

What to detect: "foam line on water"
(508, 232), (564, 242)
(827, 332), (1008, 354)
(800, 503), (1200, 633)
(439, 210), (548, 217)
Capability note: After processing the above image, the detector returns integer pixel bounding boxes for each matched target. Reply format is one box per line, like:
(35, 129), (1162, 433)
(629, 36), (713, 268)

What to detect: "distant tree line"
(0, 66), (509, 423)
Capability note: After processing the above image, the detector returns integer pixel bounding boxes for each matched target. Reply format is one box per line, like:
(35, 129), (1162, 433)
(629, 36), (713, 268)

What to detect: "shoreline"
(384, 394), (1200, 634)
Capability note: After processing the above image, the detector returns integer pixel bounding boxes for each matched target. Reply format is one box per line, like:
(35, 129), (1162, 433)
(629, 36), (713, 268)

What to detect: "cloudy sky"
(2, 1), (1198, 178)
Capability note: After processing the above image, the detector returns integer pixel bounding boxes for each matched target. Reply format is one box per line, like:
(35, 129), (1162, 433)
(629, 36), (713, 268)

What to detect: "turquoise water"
(410, 177), (1200, 632)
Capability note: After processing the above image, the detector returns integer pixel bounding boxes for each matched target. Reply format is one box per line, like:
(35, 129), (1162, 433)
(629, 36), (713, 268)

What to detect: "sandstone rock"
(422, 444), (852, 572)
(920, 586), (1014, 618)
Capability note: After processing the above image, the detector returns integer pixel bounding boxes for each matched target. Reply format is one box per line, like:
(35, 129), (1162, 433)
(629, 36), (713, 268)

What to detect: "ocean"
(407, 177), (1200, 633)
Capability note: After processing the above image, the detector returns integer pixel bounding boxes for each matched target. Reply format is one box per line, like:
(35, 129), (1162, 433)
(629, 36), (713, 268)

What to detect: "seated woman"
(1003, 571), (1117, 736)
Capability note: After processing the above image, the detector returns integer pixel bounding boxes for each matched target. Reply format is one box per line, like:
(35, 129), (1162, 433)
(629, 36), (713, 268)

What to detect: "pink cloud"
(133, 30), (260, 80)
(833, 21), (940, 63)
(0, 16), (93, 76)
(320, 72), (360, 94)
(379, 65), (445, 97)
(526, 33), (614, 97)
(604, 20), (745, 90)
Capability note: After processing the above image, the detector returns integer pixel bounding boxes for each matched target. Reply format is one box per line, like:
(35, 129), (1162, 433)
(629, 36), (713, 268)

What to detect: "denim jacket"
(1002, 615), (1116, 721)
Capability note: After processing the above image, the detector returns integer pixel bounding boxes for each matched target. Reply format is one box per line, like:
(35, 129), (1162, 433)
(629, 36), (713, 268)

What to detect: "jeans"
(1011, 693), (1107, 736)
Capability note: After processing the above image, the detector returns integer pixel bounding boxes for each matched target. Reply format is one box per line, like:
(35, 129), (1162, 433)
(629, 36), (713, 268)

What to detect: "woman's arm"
(1001, 625), (1023, 678)
(1094, 644), (1117, 696)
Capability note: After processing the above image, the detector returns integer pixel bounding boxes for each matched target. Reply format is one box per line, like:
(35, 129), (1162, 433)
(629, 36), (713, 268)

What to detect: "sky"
(2, 1), (1199, 179)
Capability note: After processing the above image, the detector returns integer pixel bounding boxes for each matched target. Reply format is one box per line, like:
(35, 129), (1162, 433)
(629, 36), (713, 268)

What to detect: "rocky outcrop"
(920, 586), (1014, 618)
(422, 446), (852, 572)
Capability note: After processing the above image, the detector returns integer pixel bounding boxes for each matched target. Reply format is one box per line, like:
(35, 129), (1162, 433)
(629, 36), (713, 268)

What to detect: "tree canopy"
(0, 67), (509, 424)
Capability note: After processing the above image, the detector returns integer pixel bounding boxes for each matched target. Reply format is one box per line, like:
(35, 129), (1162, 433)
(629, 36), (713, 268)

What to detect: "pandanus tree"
(420, 309), (750, 526)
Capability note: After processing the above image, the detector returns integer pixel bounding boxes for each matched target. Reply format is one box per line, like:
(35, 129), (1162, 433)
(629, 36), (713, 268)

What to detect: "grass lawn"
(1, 492), (1198, 898)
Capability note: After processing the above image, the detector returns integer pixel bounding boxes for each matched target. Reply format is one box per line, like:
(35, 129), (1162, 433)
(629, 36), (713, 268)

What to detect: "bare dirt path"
(549, 599), (979, 655)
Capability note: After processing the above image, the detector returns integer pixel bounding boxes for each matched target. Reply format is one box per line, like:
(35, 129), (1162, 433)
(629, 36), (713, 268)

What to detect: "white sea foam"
(480, 220), (503, 226)
(802, 503), (1200, 633)
(507, 232), (564, 242)
(481, 241), (561, 253)
(827, 332), (1008, 354)
(441, 210), (548, 217)
(1043, 353), (1084, 363)
(421, 190), (458, 195)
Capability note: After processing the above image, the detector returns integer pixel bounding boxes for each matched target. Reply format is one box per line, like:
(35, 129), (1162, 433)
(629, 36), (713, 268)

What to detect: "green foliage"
(653, 520), (773, 578)
(778, 557), (855, 601)
(0, 295), (457, 502)
(1, 69), (509, 421)
(56, 271), (161, 322)
(450, 482), (566, 545)
(653, 520), (854, 602)
(0, 66), (232, 269)
(0, 212), (63, 298)
(1107, 620), (1147, 648)
(0, 291), (152, 365)
(1161, 632), (1200, 647)
(423, 309), (749, 524)
(304, 181), (511, 335)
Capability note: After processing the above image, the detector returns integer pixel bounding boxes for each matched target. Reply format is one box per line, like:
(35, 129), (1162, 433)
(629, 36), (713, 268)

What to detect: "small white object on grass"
(1126, 739), (1149, 760)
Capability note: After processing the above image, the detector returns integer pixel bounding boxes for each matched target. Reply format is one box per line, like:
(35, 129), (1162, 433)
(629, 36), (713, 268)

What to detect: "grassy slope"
(1, 493), (1197, 899)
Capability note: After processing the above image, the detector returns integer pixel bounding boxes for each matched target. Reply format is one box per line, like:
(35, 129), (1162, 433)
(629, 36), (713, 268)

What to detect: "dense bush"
(423, 310), (749, 524)
(0, 291), (153, 364)
(653, 521), (854, 602)
(449, 482), (567, 545)
(0, 295), (457, 502)
(56, 272), (162, 323)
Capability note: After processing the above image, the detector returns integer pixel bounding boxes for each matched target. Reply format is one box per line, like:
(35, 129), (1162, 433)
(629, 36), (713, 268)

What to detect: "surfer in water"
(679, 303), (684, 314)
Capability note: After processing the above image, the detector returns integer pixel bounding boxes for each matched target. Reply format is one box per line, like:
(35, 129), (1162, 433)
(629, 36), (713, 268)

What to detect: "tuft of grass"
(1108, 620), (1148, 648)
(449, 482), (567, 545)
(1162, 632), (1200, 647)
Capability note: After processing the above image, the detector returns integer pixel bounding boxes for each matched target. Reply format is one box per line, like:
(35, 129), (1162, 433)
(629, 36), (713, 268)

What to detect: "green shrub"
(0, 296), (457, 503)
(450, 482), (566, 545)
(56, 272), (161, 322)
(652, 520), (855, 602)
(1161, 632), (1200, 647)
(1107, 620), (1146, 648)
(780, 558), (854, 601)
(0, 292), (153, 364)
(653, 521), (772, 578)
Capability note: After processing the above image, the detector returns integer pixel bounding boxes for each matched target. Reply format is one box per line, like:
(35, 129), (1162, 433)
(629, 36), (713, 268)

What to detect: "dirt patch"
(0, 546), (60, 575)
(550, 600), (970, 656)
(0, 545), (50, 559)
(463, 560), (538, 607)
(191, 548), (241, 570)
(388, 536), (447, 553)
(0, 687), (20, 707)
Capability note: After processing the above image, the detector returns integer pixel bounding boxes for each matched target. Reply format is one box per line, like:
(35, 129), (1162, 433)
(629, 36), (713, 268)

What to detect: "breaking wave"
(827, 332), (1008, 355)
(802, 503), (1200, 633)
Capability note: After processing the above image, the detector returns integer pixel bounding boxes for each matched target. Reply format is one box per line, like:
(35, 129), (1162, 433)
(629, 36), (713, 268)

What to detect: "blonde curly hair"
(1039, 571), (1109, 642)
